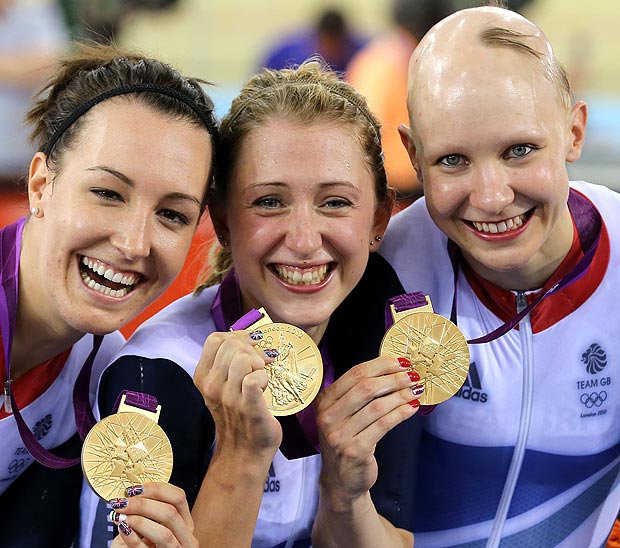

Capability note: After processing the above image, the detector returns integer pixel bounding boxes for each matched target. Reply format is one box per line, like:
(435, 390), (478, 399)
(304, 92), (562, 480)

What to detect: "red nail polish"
(407, 370), (420, 382)
(409, 399), (420, 408)
(398, 357), (411, 368)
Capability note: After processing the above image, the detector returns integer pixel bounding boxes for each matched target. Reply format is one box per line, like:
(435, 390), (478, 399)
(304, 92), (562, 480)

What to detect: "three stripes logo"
(455, 361), (488, 403)
(264, 462), (280, 493)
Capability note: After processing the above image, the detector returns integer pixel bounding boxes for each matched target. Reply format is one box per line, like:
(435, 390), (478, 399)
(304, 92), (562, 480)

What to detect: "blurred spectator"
(0, 0), (67, 189)
(58, 0), (179, 43)
(260, 7), (365, 74)
(347, 0), (452, 205)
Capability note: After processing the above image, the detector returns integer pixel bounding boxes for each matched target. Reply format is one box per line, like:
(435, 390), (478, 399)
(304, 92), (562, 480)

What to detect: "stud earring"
(30, 207), (40, 217)
(370, 234), (382, 246)
(217, 234), (229, 247)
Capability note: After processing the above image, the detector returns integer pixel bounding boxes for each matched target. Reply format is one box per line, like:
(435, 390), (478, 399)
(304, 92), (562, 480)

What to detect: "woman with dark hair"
(0, 41), (217, 547)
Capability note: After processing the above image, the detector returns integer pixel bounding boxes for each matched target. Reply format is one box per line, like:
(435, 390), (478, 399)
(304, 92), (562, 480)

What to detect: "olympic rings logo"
(580, 391), (607, 408)
(8, 458), (27, 474)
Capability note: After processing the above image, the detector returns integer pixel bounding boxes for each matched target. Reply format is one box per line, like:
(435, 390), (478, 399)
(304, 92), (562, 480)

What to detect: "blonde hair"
(479, 26), (572, 109)
(196, 60), (387, 292)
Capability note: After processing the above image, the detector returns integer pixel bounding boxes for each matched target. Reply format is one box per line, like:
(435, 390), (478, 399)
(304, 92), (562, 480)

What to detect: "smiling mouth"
(469, 209), (534, 234)
(79, 256), (141, 297)
(273, 263), (332, 286)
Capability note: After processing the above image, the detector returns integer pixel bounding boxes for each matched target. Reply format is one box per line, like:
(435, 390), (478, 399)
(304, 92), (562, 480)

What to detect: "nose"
(284, 206), (322, 257)
(468, 164), (515, 215)
(110, 209), (152, 261)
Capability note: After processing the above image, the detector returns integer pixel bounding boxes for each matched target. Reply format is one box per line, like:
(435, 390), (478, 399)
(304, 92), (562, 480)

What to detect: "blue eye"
(439, 154), (465, 167)
(323, 198), (352, 209)
(507, 144), (534, 158)
(253, 197), (282, 209)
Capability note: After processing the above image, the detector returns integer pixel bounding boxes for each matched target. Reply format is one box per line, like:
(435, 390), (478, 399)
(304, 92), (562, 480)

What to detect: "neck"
(305, 322), (328, 346)
(10, 225), (83, 380)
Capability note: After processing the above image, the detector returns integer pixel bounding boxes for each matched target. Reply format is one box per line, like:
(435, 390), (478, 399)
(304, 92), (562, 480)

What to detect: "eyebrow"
(86, 165), (202, 207)
(244, 180), (359, 190)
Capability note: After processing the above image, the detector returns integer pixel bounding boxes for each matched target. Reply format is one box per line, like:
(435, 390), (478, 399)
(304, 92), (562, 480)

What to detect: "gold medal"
(242, 308), (323, 416)
(81, 393), (173, 500)
(380, 296), (469, 405)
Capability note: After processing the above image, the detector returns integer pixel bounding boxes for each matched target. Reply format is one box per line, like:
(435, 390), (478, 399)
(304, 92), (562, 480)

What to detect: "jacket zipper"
(486, 291), (534, 547)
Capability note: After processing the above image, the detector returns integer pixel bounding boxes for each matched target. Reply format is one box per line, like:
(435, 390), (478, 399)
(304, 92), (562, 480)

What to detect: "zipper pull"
(3, 380), (12, 414)
(516, 291), (527, 314)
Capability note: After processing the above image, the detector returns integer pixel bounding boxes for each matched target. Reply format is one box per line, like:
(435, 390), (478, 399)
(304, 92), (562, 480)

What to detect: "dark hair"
(317, 9), (347, 37)
(198, 59), (387, 289)
(25, 41), (218, 209)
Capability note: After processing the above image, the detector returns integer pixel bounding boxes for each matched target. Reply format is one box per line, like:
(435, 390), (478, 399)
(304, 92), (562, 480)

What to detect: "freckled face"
(220, 119), (386, 341)
(409, 50), (584, 288)
(22, 99), (212, 336)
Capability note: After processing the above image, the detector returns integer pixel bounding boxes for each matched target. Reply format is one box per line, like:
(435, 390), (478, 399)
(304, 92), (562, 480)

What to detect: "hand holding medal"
(380, 292), (470, 405)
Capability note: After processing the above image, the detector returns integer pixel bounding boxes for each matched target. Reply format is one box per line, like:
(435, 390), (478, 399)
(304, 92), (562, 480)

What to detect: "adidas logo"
(264, 462), (280, 493)
(454, 361), (488, 403)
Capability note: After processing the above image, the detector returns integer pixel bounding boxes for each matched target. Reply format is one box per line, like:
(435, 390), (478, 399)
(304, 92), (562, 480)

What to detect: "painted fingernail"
(407, 370), (420, 383)
(126, 485), (143, 497)
(109, 510), (127, 523)
(264, 348), (279, 359)
(409, 399), (421, 408)
(109, 498), (128, 509)
(411, 384), (425, 397)
(249, 330), (263, 341)
(398, 357), (411, 368)
(118, 521), (132, 536)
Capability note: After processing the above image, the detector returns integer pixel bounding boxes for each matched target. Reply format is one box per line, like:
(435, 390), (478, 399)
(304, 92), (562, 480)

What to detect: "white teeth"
(472, 213), (526, 234)
(275, 264), (329, 286)
(80, 256), (138, 296)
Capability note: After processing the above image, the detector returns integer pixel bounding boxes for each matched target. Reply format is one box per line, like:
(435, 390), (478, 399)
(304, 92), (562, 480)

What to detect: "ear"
(398, 124), (423, 183)
(565, 101), (588, 163)
(370, 188), (395, 252)
(209, 199), (230, 243)
(27, 153), (51, 212)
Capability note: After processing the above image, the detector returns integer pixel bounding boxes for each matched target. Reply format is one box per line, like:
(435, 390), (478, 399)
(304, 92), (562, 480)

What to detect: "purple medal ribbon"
(449, 188), (602, 344)
(0, 218), (102, 468)
(112, 390), (160, 413)
(212, 270), (333, 458)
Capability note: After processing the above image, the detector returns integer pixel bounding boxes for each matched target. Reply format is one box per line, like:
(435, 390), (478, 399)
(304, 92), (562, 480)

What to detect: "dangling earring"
(369, 235), (382, 246)
(30, 207), (40, 217)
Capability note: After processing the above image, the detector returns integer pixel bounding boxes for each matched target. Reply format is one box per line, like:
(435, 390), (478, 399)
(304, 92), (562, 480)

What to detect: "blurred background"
(2, 0), (619, 334)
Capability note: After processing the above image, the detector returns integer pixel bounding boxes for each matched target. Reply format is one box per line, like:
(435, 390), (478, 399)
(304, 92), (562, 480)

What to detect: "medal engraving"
(82, 411), (173, 500)
(381, 311), (469, 405)
(255, 323), (323, 416)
